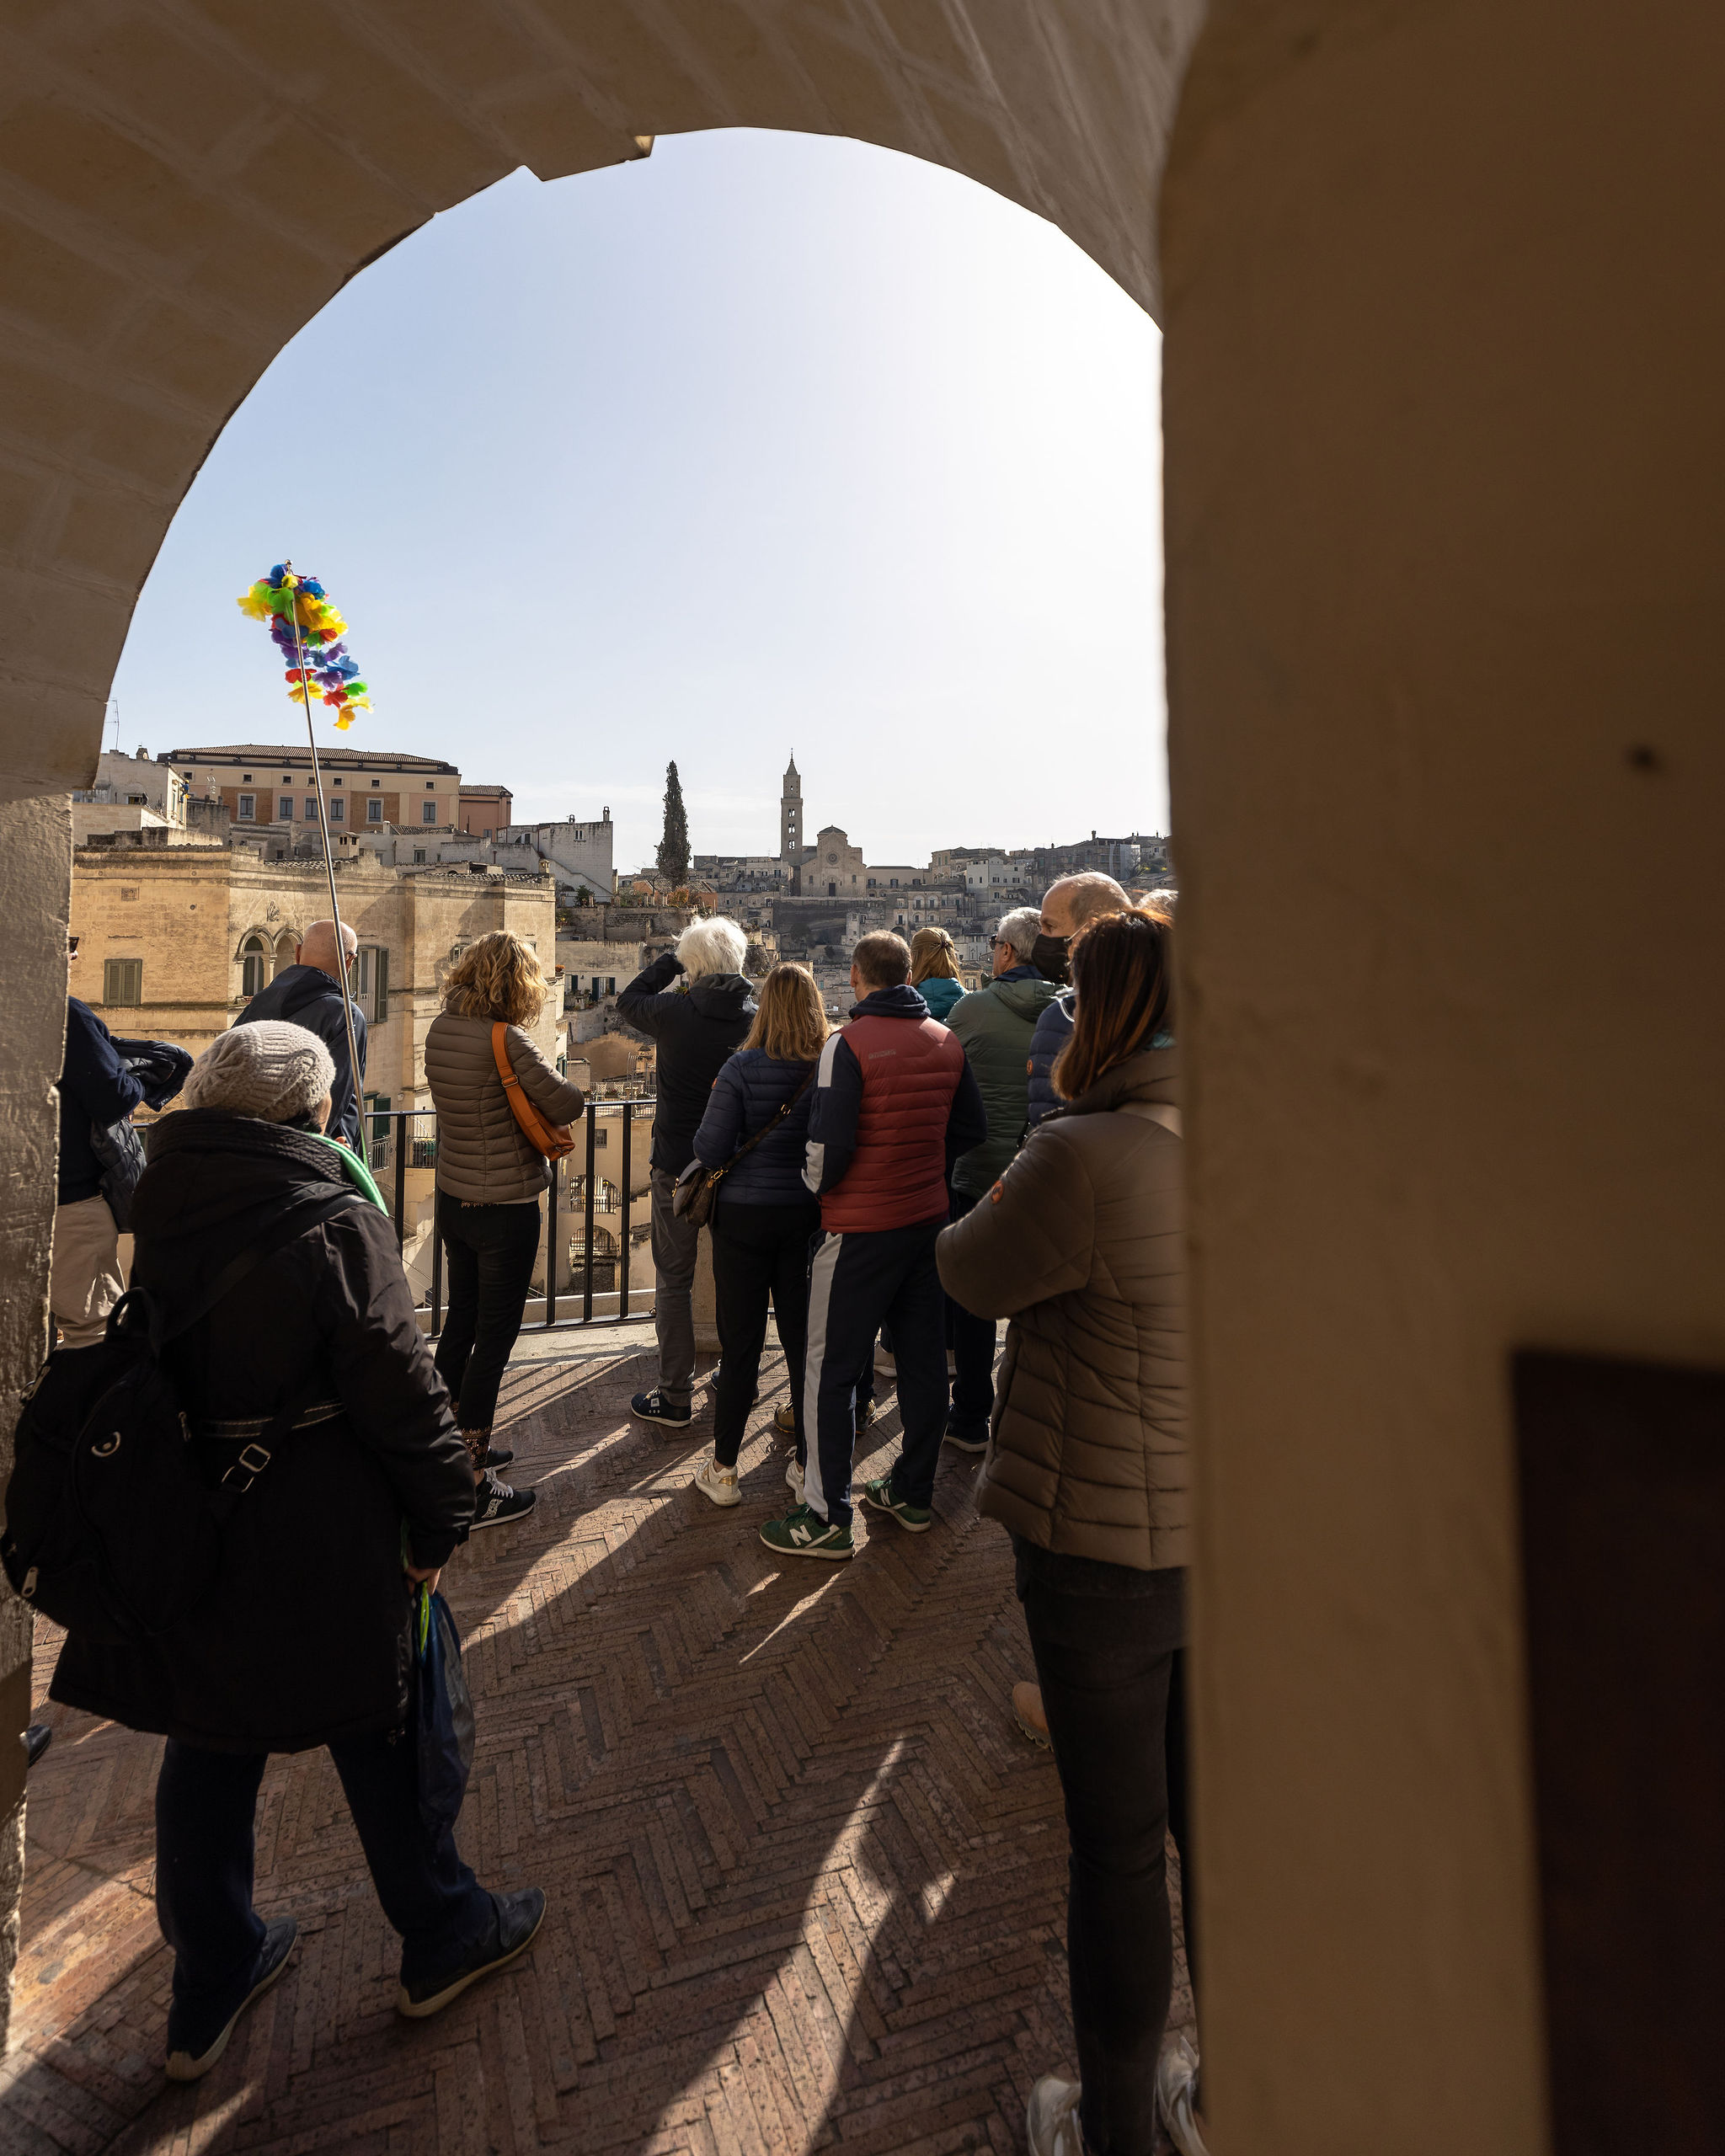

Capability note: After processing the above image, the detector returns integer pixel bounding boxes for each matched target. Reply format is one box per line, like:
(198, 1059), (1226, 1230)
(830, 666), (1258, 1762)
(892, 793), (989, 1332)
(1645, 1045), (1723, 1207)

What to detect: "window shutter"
(373, 946), (388, 1027)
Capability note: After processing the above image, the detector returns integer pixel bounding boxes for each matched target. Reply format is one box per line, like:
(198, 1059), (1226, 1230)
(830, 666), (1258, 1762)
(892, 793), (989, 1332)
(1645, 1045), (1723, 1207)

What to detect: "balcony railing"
(366, 1097), (657, 1335)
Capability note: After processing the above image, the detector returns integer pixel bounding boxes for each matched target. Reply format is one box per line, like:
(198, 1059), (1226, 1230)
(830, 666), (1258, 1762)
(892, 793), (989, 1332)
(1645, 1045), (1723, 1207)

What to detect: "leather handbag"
(491, 1022), (579, 1162)
(673, 1066), (817, 1226)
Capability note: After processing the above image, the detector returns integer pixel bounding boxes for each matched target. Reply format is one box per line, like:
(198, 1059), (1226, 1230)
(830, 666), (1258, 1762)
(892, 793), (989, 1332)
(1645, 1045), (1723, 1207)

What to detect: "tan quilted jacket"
(424, 1011), (586, 1203)
(936, 1046), (1185, 1571)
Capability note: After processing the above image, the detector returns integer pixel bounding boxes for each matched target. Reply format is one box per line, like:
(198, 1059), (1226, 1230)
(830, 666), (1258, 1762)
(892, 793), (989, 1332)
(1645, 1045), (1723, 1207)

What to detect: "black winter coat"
(617, 953), (756, 1174)
(236, 964), (368, 1147)
(50, 1111), (475, 1754)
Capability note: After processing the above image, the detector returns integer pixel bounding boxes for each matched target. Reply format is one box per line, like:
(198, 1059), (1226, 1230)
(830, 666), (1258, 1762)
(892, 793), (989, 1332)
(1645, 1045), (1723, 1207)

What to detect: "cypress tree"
(657, 760), (690, 885)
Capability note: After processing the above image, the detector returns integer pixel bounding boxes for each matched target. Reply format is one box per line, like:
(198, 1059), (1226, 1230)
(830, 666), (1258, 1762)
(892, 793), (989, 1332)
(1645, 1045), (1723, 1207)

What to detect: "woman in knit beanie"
(49, 1020), (545, 2079)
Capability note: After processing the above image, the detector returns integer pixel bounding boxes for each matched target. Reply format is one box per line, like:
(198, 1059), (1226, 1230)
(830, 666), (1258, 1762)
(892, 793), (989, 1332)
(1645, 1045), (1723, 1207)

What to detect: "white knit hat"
(183, 1022), (336, 1122)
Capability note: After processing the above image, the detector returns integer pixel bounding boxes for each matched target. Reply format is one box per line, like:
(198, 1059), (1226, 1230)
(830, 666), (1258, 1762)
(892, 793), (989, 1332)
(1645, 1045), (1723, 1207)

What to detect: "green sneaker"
(858, 1478), (932, 1534)
(759, 1503), (854, 1561)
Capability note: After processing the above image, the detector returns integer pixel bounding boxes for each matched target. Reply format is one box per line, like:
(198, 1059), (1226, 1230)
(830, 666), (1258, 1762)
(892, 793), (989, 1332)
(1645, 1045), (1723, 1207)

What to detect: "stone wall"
(0, 798), (71, 2046)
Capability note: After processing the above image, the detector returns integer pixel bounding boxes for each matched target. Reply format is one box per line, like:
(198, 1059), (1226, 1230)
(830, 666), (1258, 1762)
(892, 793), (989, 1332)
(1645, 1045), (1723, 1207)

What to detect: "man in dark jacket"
(235, 918), (367, 1146)
(1025, 873), (1133, 1126)
(758, 932), (985, 1561)
(52, 955), (191, 1347)
(617, 919), (756, 1428)
(945, 907), (1064, 1449)
(51, 1020), (543, 2080)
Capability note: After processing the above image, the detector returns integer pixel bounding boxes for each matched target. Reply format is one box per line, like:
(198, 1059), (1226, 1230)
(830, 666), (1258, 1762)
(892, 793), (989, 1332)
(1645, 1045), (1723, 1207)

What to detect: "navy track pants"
(802, 1217), (948, 1527)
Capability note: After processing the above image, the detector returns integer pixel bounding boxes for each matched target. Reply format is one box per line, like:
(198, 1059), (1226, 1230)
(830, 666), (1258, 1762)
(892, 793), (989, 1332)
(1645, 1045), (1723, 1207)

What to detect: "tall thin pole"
(284, 568), (366, 1151)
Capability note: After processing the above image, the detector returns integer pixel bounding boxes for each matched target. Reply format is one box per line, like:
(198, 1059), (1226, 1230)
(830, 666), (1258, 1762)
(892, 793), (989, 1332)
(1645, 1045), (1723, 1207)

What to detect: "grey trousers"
(649, 1167), (699, 1406)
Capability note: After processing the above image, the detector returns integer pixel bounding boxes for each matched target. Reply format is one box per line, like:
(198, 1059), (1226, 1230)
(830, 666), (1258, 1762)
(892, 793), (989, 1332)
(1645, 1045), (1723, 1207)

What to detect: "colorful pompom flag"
(238, 563), (371, 728)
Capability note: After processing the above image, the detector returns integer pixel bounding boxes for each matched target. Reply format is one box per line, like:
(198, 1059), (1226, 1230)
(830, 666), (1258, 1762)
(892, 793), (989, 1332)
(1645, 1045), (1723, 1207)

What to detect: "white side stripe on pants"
(802, 1230), (844, 1521)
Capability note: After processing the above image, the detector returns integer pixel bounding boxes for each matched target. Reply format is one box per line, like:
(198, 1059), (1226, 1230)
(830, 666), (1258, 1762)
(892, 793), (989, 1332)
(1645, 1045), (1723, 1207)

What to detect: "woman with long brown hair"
(685, 963), (828, 1509)
(425, 931), (585, 1531)
(937, 905), (1204, 2156)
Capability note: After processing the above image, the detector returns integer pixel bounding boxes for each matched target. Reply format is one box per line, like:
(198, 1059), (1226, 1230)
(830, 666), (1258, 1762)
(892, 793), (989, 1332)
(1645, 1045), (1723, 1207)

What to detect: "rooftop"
(164, 746), (459, 772)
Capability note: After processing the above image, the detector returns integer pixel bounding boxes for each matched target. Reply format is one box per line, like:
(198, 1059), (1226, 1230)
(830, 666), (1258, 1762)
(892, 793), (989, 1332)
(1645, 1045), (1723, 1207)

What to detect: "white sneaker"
(1156, 2032), (1210, 2155)
(692, 1454), (740, 1508)
(784, 1456), (804, 1497)
(874, 1345), (896, 1375)
(1025, 2074), (1084, 2156)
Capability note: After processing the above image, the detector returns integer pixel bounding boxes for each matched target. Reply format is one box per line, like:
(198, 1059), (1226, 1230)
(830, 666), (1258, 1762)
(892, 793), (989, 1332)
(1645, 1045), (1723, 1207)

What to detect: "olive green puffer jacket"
(424, 1011), (586, 1203)
(936, 1045), (1185, 1571)
(946, 969), (1064, 1197)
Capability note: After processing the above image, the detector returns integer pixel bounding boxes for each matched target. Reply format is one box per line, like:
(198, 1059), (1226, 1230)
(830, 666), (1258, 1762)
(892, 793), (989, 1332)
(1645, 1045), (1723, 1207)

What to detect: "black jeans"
(435, 1191), (542, 1432)
(155, 1730), (498, 2035)
(946, 1187), (998, 1438)
(710, 1195), (820, 1466)
(1017, 1550), (1194, 2156)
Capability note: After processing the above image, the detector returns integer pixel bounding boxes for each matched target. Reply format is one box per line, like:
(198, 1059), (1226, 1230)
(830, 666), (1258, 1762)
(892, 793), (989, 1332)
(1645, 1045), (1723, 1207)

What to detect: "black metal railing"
(366, 1098), (656, 1337)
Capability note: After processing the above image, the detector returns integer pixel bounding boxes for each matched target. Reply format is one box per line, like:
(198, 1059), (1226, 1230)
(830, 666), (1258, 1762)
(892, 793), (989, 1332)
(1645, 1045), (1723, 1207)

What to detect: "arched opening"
(5, 10), (1724, 2154)
(238, 933), (269, 1000)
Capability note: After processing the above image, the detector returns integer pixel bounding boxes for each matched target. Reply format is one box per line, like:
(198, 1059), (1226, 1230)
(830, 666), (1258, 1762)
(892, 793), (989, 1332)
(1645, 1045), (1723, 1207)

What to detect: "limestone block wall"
(1162, 3), (1725, 2148)
(0, 798), (71, 2047)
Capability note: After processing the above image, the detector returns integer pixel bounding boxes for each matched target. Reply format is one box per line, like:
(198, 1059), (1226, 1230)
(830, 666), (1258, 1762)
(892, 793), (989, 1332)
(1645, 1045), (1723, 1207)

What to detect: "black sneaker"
(472, 1471), (536, 1530)
(166, 1917), (297, 2082)
(943, 1420), (989, 1454)
(481, 1444), (514, 1469)
(632, 1389), (692, 1429)
(398, 1888), (547, 2018)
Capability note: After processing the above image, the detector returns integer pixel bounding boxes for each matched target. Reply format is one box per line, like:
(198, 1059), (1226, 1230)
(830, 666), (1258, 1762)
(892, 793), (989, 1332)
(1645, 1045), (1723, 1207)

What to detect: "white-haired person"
(425, 931), (586, 1529)
(49, 1021), (543, 2082)
(617, 918), (757, 1428)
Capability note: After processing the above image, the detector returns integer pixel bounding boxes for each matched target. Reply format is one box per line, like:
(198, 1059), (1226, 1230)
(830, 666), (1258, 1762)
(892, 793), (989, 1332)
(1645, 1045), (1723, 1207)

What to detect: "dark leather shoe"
(397, 1888), (546, 2018)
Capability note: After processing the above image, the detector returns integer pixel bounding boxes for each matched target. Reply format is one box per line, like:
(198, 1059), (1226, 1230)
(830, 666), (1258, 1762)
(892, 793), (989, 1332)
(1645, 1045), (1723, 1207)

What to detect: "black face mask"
(1031, 933), (1070, 984)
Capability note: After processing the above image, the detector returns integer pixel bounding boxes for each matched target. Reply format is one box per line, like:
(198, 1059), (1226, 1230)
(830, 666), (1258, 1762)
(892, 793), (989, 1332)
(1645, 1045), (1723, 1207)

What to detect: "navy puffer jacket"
(1026, 993), (1075, 1127)
(693, 1049), (818, 1207)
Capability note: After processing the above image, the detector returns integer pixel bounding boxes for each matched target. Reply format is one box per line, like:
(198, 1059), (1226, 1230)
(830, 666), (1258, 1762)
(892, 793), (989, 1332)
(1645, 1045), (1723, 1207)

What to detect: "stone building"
(70, 841), (558, 1122)
(457, 783), (512, 838)
(164, 743), (462, 839)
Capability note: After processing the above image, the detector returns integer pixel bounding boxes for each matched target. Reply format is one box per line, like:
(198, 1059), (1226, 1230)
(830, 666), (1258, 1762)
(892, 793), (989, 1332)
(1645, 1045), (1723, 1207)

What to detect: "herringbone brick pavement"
(3, 1347), (1193, 2153)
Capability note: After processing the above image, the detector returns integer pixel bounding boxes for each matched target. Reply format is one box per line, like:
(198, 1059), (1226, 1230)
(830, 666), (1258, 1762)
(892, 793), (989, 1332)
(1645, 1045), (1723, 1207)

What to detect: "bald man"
(235, 919), (367, 1146)
(1024, 873), (1131, 1126)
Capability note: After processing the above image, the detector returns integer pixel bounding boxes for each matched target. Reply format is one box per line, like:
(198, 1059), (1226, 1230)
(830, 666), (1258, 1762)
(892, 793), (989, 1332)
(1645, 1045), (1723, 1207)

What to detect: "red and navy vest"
(822, 1015), (964, 1233)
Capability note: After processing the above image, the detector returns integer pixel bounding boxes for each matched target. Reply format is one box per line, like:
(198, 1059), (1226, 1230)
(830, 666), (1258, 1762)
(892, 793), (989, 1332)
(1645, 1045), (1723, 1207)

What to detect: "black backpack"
(2, 1190), (358, 1646)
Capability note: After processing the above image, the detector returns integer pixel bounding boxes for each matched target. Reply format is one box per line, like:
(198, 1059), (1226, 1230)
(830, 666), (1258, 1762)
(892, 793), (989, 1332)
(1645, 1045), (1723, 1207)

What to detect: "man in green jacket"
(943, 906), (1064, 1449)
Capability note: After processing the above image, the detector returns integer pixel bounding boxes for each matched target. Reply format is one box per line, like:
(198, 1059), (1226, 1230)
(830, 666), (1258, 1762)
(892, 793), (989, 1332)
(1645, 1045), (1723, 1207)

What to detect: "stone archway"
(5, 7), (1725, 2154)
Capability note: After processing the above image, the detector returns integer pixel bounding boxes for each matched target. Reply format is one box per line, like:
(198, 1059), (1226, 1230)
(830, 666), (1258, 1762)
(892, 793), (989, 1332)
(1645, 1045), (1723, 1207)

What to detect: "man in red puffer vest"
(759, 932), (985, 1562)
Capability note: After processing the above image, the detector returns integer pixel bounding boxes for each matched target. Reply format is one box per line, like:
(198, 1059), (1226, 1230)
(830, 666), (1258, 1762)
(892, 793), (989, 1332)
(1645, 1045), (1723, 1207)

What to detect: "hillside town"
(72, 739), (1171, 1063)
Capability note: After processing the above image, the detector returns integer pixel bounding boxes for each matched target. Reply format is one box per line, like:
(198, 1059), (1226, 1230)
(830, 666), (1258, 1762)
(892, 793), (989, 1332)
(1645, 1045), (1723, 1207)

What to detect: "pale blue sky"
(113, 130), (1165, 873)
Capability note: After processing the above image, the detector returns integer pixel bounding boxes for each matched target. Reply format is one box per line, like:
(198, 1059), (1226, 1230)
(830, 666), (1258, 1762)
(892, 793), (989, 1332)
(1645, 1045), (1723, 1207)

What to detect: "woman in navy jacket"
(687, 965), (827, 1508)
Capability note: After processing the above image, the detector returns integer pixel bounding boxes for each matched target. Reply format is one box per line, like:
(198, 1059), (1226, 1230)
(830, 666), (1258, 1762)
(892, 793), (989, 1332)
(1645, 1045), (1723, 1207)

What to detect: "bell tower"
(780, 753), (803, 864)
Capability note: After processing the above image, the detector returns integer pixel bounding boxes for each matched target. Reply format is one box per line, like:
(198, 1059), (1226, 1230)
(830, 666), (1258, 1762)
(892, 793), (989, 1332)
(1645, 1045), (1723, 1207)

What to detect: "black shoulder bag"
(672, 1067), (818, 1228)
(2, 1188), (360, 1646)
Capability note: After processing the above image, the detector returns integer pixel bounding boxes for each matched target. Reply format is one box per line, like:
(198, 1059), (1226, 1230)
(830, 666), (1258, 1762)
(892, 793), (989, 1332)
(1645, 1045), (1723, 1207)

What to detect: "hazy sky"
(112, 129), (1165, 873)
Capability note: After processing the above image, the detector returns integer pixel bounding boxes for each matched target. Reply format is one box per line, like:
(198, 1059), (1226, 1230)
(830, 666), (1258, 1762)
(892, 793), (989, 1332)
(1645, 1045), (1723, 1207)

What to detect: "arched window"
(241, 934), (269, 998)
(274, 930), (297, 977)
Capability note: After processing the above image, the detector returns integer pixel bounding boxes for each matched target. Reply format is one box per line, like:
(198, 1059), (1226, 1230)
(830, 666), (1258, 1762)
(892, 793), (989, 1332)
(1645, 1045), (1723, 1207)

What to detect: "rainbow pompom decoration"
(238, 564), (372, 729)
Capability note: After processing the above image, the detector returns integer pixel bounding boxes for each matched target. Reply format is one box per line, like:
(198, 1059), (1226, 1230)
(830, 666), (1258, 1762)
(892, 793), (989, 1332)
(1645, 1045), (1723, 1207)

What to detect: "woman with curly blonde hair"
(425, 931), (585, 1529)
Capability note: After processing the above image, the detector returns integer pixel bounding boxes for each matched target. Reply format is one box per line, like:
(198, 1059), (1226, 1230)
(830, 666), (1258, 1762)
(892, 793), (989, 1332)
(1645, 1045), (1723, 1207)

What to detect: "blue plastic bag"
(414, 1584), (475, 1833)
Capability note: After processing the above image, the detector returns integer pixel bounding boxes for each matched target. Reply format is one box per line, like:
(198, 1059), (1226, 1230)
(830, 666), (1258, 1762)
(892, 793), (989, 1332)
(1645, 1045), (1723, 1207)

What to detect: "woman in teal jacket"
(909, 926), (965, 1021)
